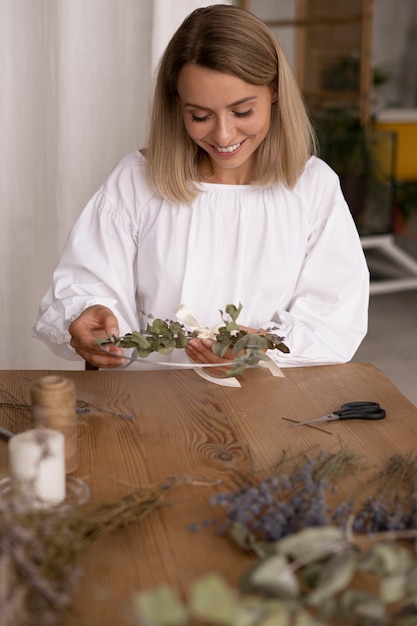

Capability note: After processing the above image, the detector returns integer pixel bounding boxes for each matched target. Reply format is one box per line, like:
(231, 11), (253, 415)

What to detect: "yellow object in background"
(375, 109), (417, 181)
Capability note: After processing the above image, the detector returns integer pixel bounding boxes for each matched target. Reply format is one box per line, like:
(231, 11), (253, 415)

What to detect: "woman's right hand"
(68, 305), (126, 368)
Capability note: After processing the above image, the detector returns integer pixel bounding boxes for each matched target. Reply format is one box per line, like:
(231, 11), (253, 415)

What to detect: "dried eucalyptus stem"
(95, 303), (289, 377)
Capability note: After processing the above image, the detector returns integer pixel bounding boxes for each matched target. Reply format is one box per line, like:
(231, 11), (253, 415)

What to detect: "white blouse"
(32, 150), (369, 368)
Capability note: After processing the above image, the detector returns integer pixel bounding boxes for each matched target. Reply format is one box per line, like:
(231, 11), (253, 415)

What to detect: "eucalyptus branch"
(95, 303), (289, 377)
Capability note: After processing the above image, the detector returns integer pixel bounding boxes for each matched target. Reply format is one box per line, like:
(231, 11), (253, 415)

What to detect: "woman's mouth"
(213, 141), (243, 155)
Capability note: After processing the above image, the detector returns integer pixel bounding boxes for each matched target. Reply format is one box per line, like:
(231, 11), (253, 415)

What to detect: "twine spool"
(30, 375), (78, 473)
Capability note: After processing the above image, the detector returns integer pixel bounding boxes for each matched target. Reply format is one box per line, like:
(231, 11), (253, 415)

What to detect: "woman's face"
(177, 64), (277, 184)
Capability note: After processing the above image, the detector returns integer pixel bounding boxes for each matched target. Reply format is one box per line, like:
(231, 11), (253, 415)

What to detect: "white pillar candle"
(8, 428), (66, 507)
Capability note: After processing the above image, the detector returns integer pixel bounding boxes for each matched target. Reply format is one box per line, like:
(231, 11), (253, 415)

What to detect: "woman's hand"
(184, 326), (266, 377)
(68, 305), (126, 368)
(185, 338), (234, 377)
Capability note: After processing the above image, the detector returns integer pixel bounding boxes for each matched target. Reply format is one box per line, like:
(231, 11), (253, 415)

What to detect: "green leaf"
(255, 607), (291, 625)
(131, 584), (188, 626)
(380, 573), (407, 602)
(212, 340), (232, 358)
(306, 548), (357, 607)
(293, 609), (327, 626)
(339, 589), (385, 621)
(405, 562), (417, 593)
(148, 319), (170, 336)
(175, 333), (189, 349)
(189, 573), (238, 624)
(274, 526), (344, 561)
(225, 303), (243, 322)
(360, 542), (411, 576)
(158, 345), (176, 355)
(302, 562), (325, 590)
(137, 348), (153, 358)
(248, 554), (299, 598)
(130, 331), (152, 350)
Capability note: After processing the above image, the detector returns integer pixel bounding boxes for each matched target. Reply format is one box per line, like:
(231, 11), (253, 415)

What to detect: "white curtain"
(0, 0), (229, 370)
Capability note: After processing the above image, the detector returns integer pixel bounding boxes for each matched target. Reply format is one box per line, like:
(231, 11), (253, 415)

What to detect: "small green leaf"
(189, 573), (238, 624)
(132, 584), (188, 626)
(256, 607), (291, 625)
(294, 609), (327, 626)
(137, 348), (153, 358)
(175, 333), (189, 348)
(380, 573), (407, 602)
(307, 548), (357, 607)
(339, 589), (385, 621)
(360, 542), (411, 576)
(249, 554), (299, 598)
(274, 526), (344, 561)
(302, 562), (324, 590)
(225, 303), (243, 322)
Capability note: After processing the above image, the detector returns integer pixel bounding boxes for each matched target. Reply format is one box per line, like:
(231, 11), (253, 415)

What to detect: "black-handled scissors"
(294, 402), (386, 426)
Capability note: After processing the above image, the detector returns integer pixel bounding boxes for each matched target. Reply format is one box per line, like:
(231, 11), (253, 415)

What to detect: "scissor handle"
(336, 402), (386, 420)
(341, 402), (381, 410)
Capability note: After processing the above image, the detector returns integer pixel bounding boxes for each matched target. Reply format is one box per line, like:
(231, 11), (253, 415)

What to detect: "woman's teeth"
(215, 142), (241, 153)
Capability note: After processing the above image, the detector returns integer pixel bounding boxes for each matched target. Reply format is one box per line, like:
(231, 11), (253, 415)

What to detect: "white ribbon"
(175, 304), (240, 387)
(175, 304), (284, 385)
(175, 304), (223, 339)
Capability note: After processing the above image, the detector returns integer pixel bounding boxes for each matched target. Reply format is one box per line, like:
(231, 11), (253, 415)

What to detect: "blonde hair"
(146, 4), (316, 203)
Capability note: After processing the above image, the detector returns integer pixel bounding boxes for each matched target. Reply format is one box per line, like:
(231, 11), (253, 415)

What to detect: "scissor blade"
(293, 413), (340, 426)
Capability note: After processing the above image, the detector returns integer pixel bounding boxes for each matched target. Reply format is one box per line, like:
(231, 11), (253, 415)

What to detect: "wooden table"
(1, 363), (417, 625)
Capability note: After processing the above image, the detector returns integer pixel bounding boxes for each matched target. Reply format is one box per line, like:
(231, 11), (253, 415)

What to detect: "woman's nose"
(212, 116), (234, 146)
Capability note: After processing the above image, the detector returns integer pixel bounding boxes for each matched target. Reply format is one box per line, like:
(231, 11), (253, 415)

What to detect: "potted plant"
(314, 108), (373, 224)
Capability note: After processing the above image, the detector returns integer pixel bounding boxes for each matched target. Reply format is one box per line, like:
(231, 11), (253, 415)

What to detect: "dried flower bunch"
(133, 449), (417, 626)
(133, 529), (417, 626)
(210, 448), (417, 542)
(95, 303), (289, 377)
(0, 479), (174, 626)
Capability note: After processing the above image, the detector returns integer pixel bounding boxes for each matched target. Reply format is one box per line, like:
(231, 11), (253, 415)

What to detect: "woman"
(32, 4), (369, 372)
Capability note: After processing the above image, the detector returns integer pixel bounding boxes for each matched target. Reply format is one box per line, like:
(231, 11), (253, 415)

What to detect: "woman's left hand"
(184, 326), (266, 377)
(184, 338), (234, 377)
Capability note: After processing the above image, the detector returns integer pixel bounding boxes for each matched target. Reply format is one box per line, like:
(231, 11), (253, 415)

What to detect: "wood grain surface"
(1, 363), (417, 625)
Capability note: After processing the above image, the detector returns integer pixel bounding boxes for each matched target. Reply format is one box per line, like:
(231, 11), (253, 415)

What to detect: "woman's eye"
(234, 109), (253, 118)
(191, 114), (210, 123)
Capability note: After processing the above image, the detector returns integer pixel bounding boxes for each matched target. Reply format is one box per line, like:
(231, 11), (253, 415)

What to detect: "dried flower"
(0, 479), (175, 625)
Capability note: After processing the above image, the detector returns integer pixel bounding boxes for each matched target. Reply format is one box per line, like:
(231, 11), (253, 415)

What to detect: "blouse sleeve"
(265, 161), (369, 367)
(31, 188), (139, 360)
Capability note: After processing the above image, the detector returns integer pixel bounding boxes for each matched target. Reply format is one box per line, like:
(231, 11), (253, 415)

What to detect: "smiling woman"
(177, 65), (276, 185)
(32, 4), (369, 376)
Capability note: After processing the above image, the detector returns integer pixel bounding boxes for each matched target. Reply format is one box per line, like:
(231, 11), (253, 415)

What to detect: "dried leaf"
(360, 542), (411, 576)
(339, 589), (385, 621)
(380, 573), (407, 602)
(293, 609), (327, 626)
(131, 584), (188, 626)
(307, 548), (357, 606)
(274, 526), (345, 561)
(256, 607), (291, 625)
(248, 554), (299, 597)
(224, 303), (243, 323)
(302, 562), (325, 590)
(189, 573), (238, 624)
(405, 562), (417, 593)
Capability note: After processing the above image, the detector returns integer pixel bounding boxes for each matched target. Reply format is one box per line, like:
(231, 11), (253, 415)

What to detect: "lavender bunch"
(0, 480), (174, 626)
(209, 450), (362, 542)
(211, 459), (333, 541)
(0, 496), (83, 626)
